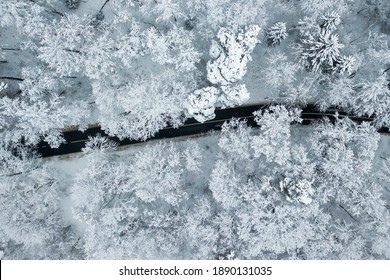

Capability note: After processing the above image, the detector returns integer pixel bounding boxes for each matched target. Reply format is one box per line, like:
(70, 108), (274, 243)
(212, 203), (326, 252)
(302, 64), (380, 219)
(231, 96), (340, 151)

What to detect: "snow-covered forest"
(0, 0), (390, 259)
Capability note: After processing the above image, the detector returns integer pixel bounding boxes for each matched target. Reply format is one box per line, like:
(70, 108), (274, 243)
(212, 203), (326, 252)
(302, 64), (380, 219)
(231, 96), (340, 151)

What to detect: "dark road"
(37, 104), (389, 157)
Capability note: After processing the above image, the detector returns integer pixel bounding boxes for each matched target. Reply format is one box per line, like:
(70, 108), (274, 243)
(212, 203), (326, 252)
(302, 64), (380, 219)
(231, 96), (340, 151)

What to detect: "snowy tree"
(114, 20), (145, 68)
(71, 149), (154, 256)
(372, 233), (390, 259)
(219, 84), (250, 108)
(333, 55), (356, 75)
(296, 14), (355, 74)
(304, 219), (366, 259)
(298, 0), (351, 17)
(183, 197), (218, 259)
(213, 211), (240, 259)
(279, 177), (314, 204)
(0, 67), (89, 147)
(187, 83), (250, 123)
(309, 117), (380, 214)
(207, 25), (260, 84)
(281, 80), (314, 106)
(354, 74), (390, 126)
(128, 142), (187, 205)
(201, 25), (259, 114)
(82, 134), (118, 154)
(37, 14), (94, 76)
(251, 105), (302, 165)
(364, 34), (390, 66)
(19, 67), (64, 100)
(319, 11), (341, 34)
(145, 26), (201, 71)
(72, 155), (136, 259)
(298, 31), (344, 72)
(72, 156), (129, 224)
(72, 141), (191, 259)
(0, 1), (37, 29)
(186, 0), (268, 38)
(363, 0), (390, 26)
(238, 200), (327, 258)
(183, 142), (203, 172)
(186, 86), (219, 123)
(83, 31), (117, 80)
(316, 75), (355, 110)
(279, 144), (316, 205)
(0, 96), (80, 147)
(140, 0), (185, 24)
(218, 118), (252, 161)
(0, 141), (39, 177)
(266, 22), (288, 47)
(94, 70), (192, 140)
(0, 166), (61, 248)
(209, 159), (242, 210)
(262, 52), (297, 90)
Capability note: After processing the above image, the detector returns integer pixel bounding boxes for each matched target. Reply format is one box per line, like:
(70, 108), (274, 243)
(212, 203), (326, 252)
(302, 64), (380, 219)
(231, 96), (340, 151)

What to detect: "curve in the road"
(37, 104), (389, 157)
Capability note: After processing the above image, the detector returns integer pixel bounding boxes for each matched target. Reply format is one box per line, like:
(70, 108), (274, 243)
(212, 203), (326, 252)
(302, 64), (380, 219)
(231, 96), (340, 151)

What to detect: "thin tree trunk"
(0, 77), (24, 81)
(99, 0), (111, 13)
(339, 204), (358, 222)
(1, 48), (20, 51)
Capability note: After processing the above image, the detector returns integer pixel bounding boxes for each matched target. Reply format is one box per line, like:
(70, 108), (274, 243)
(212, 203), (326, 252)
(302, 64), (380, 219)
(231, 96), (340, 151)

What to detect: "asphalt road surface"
(37, 104), (389, 157)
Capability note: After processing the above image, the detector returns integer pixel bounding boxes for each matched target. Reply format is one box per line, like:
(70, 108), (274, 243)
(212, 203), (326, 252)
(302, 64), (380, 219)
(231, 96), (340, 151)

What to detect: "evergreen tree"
(266, 22), (288, 47)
